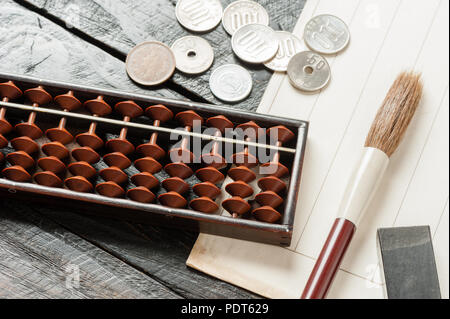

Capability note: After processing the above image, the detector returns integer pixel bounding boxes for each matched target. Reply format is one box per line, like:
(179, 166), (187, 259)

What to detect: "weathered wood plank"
(17, 0), (306, 111)
(0, 0), (255, 298)
(0, 199), (182, 298)
(0, 0), (183, 100)
(34, 205), (259, 298)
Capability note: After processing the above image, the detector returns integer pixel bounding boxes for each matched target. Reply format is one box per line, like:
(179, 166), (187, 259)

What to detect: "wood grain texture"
(0, 0), (303, 298)
(0, 199), (181, 298)
(0, 0), (182, 99)
(0, 0), (256, 299)
(17, 0), (306, 111)
(34, 206), (259, 298)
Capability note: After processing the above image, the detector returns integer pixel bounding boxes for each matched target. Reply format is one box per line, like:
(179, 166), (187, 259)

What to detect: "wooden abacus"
(0, 72), (308, 246)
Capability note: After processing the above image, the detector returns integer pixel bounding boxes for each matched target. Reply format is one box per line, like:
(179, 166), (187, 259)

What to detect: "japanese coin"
(222, 0), (269, 36)
(209, 64), (252, 103)
(171, 36), (214, 74)
(287, 51), (331, 92)
(126, 41), (176, 86)
(175, 0), (223, 32)
(231, 24), (279, 64)
(264, 31), (303, 72)
(304, 14), (350, 54)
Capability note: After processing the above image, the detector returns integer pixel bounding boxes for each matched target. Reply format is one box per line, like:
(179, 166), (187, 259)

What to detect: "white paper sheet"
(187, 0), (449, 299)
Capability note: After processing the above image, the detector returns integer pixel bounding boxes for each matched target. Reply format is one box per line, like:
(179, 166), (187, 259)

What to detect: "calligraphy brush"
(301, 71), (423, 299)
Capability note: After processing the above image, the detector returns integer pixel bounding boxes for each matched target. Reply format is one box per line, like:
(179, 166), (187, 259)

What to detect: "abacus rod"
(1, 101), (296, 154)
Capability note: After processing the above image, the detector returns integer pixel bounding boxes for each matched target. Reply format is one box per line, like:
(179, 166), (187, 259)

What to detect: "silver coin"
(287, 51), (331, 92)
(209, 64), (252, 102)
(171, 36), (214, 74)
(264, 31), (303, 72)
(304, 14), (350, 54)
(222, 0), (269, 36)
(175, 0), (223, 32)
(231, 24), (279, 64)
(126, 41), (176, 86)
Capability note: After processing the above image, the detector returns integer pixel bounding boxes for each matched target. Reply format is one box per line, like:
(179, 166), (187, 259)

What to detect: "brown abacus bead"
(15, 86), (52, 139)
(190, 115), (233, 214)
(5, 86), (51, 181)
(65, 176), (93, 193)
(258, 176), (286, 193)
(127, 104), (172, 204)
(96, 152), (130, 198)
(0, 134), (7, 148)
(34, 154), (66, 188)
(137, 104), (173, 159)
(159, 110), (203, 208)
(225, 180), (254, 198)
(190, 197), (220, 214)
(2, 165), (31, 182)
(106, 100), (143, 155)
(134, 156), (162, 174)
(0, 152), (4, 163)
(42, 141), (70, 159)
(96, 100), (143, 199)
(195, 166), (224, 184)
(68, 161), (97, 179)
(46, 91), (81, 144)
(252, 207), (282, 224)
(96, 181), (125, 198)
(76, 95), (112, 150)
(127, 186), (156, 203)
(11, 136), (39, 155)
(168, 110), (203, 163)
(201, 115), (233, 170)
(100, 152), (130, 184)
(223, 123), (261, 218)
(6, 151), (34, 169)
(259, 125), (295, 178)
(231, 121), (262, 168)
(71, 146), (101, 165)
(158, 191), (188, 208)
(33, 171), (63, 188)
(228, 165), (256, 183)
(222, 197), (251, 217)
(64, 96), (111, 194)
(252, 125), (295, 223)
(0, 81), (22, 134)
(193, 181), (221, 199)
(131, 172), (159, 189)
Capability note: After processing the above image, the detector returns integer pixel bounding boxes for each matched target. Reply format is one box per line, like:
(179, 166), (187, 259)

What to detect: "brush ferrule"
(337, 147), (389, 226)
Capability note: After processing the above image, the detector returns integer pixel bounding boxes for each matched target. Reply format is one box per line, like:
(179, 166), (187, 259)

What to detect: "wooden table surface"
(0, 0), (305, 298)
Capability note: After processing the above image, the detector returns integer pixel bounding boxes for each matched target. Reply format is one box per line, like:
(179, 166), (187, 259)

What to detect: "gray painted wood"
(18, 0), (306, 111)
(0, 0), (256, 299)
(1, 0), (183, 99)
(35, 205), (259, 298)
(0, 199), (181, 298)
(0, 0), (303, 298)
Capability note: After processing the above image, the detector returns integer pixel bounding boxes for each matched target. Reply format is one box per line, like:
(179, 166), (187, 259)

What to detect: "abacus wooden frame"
(0, 72), (308, 246)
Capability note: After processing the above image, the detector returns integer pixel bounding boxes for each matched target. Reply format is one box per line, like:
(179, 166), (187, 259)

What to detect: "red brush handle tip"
(301, 218), (356, 299)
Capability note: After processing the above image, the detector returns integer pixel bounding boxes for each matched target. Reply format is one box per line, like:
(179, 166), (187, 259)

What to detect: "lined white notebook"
(187, 0), (449, 298)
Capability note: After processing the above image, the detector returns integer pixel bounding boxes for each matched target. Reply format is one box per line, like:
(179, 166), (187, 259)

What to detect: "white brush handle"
(337, 147), (390, 226)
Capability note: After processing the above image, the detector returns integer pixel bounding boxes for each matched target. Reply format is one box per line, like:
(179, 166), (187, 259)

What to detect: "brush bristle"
(365, 71), (423, 157)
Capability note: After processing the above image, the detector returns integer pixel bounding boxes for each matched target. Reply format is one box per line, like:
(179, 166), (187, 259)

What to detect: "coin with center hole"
(126, 41), (176, 86)
(304, 14), (350, 54)
(175, 0), (223, 32)
(222, 0), (269, 36)
(231, 24), (279, 64)
(287, 51), (331, 92)
(264, 31), (303, 72)
(171, 36), (214, 74)
(209, 64), (252, 103)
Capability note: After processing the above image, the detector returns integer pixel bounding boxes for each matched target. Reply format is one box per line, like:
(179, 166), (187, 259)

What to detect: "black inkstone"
(377, 226), (441, 299)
